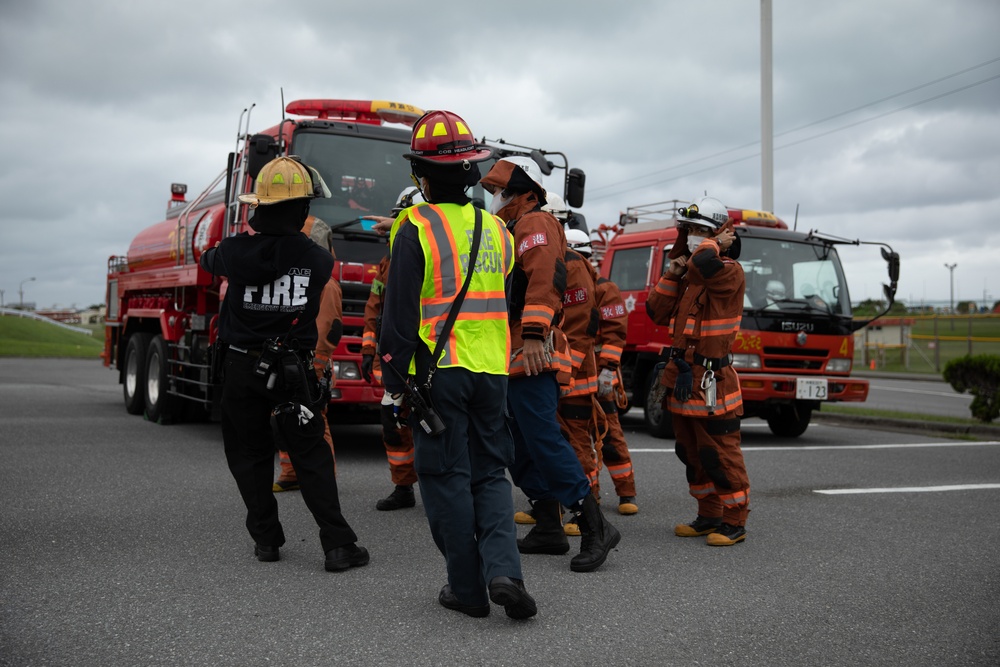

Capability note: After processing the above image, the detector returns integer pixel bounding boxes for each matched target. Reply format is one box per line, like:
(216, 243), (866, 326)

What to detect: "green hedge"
(943, 354), (1000, 423)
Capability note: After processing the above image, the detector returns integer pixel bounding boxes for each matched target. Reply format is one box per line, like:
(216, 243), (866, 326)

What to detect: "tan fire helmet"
(238, 156), (327, 207)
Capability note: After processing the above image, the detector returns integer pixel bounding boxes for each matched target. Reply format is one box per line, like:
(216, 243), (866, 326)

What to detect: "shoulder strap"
(424, 206), (483, 384)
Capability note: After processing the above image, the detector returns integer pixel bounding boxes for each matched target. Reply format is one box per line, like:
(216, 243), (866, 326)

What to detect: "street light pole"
(18, 277), (36, 309)
(945, 263), (957, 331)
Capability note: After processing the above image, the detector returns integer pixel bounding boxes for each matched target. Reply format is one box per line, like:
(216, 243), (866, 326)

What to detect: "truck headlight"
(332, 361), (362, 380)
(731, 354), (762, 370)
(826, 358), (852, 373)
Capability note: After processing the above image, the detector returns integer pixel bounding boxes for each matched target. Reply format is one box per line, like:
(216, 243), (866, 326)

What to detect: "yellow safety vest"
(390, 202), (514, 375)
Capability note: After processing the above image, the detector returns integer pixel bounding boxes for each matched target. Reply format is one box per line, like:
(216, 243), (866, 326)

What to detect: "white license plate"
(796, 377), (829, 400)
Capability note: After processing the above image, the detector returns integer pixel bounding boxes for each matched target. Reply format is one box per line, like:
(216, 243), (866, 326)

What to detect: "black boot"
(376, 484), (415, 511)
(517, 498), (569, 555)
(570, 493), (621, 572)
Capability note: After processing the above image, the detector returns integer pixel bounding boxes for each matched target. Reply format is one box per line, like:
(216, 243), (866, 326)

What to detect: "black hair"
(411, 160), (482, 205)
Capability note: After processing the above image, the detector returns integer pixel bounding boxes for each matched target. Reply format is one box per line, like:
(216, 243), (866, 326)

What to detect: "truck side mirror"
(246, 134), (280, 180)
(566, 168), (586, 208)
(881, 247), (900, 282)
(530, 149), (553, 176)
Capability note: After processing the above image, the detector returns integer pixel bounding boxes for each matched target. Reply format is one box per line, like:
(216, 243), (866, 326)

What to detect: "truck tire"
(643, 366), (675, 439)
(766, 402), (813, 438)
(123, 333), (152, 415)
(144, 335), (178, 424)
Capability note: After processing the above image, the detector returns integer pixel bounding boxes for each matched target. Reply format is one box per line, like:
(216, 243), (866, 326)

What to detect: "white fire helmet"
(499, 156), (543, 188)
(565, 228), (593, 257)
(395, 185), (425, 210)
(677, 196), (730, 232)
(542, 191), (569, 221)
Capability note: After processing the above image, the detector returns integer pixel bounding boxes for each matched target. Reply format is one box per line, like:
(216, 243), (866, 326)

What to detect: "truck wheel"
(144, 335), (178, 424)
(123, 333), (152, 415)
(643, 367), (675, 439)
(766, 402), (813, 438)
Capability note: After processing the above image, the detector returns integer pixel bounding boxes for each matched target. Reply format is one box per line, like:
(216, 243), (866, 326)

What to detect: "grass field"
(0, 315), (104, 358)
(855, 314), (1000, 374)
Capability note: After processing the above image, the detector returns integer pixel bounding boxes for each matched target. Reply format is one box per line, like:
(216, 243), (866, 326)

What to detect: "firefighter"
(273, 216), (341, 492)
(481, 156), (621, 573)
(380, 110), (536, 619)
(645, 196), (749, 546)
(360, 187), (421, 511)
(200, 156), (368, 571)
(556, 235), (601, 537)
(564, 229), (639, 516)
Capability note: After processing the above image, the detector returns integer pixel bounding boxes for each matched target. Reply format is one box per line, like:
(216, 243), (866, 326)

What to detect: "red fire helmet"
(404, 110), (492, 165)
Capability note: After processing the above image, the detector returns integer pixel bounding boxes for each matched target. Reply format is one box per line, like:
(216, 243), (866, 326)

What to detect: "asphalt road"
(2, 359), (999, 667)
(859, 374), (974, 419)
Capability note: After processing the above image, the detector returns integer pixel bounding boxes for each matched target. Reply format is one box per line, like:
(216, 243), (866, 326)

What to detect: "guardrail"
(0, 308), (93, 335)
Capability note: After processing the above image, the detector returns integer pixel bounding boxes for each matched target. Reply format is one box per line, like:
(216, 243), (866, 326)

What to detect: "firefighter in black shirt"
(200, 156), (368, 571)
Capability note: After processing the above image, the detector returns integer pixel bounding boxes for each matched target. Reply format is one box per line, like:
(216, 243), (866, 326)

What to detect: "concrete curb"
(811, 411), (1000, 440)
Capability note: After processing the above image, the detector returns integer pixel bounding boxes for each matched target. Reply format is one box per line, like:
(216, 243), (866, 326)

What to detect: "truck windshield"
(292, 130), (491, 229)
(738, 236), (852, 316)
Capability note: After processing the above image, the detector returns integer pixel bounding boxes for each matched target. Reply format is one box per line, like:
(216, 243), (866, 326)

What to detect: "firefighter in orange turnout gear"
(481, 157), (620, 573)
(361, 248), (418, 511)
(273, 216), (340, 492)
(645, 196), (750, 546)
(564, 229), (639, 515)
(554, 244), (602, 536)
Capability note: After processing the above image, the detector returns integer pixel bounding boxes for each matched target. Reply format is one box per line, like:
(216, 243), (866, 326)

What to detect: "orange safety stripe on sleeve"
(654, 277), (679, 296)
(362, 331), (377, 347)
(599, 345), (623, 363)
(563, 377), (598, 397)
(700, 316), (742, 336)
(521, 304), (555, 329)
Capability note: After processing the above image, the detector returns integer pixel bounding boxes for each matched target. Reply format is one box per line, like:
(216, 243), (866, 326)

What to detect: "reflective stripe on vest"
(392, 202), (513, 375)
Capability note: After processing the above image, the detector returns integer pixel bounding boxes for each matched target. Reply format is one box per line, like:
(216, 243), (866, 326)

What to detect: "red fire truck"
(102, 99), (436, 423)
(591, 200), (899, 438)
(102, 98), (586, 425)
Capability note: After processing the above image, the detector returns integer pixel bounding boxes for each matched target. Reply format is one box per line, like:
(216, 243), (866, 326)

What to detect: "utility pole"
(945, 263), (957, 330)
(761, 0), (774, 213)
(19, 277), (35, 310)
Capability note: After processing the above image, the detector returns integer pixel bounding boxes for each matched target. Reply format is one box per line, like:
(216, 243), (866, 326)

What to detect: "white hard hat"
(542, 191), (569, 221)
(565, 228), (592, 257)
(678, 196), (730, 232)
(498, 156), (543, 187)
(395, 185), (425, 209)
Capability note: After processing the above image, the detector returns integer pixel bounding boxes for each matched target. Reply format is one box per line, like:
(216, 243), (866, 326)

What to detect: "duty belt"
(667, 347), (731, 369)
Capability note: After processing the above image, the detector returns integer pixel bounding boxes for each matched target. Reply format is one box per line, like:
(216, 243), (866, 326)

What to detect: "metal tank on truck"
(590, 199), (900, 438)
(102, 98), (432, 424)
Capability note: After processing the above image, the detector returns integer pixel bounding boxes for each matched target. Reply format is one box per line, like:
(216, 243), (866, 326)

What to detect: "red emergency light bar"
(285, 99), (425, 127)
(728, 208), (787, 229)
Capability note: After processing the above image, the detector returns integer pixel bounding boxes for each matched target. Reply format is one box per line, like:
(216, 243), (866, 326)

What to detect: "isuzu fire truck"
(102, 98), (585, 425)
(591, 200), (899, 438)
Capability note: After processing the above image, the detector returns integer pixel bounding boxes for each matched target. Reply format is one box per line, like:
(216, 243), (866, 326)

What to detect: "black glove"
(673, 358), (693, 402)
(361, 354), (374, 383)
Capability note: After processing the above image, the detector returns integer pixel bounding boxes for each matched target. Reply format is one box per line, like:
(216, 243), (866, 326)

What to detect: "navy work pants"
(414, 367), (522, 607)
(507, 372), (591, 508)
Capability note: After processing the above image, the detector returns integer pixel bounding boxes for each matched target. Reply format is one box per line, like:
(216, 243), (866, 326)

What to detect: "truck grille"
(763, 347), (827, 371)
(341, 283), (370, 318)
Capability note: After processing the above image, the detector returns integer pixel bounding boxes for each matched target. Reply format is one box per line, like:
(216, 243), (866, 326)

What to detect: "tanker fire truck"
(591, 200), (899, 438)
(102, 98), (586, 425)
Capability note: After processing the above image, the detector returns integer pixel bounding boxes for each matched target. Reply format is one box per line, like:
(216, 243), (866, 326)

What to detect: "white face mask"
(489, 190), (514, 215)
(687, 234), (706, 254)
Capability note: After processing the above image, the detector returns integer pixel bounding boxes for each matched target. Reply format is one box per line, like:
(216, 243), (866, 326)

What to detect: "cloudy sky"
(1, 0), (998, 311)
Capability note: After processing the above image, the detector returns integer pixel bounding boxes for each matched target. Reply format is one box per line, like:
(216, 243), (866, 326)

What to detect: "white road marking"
(629, 441), (1000, 454)
(815, 483), (1000, 495)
